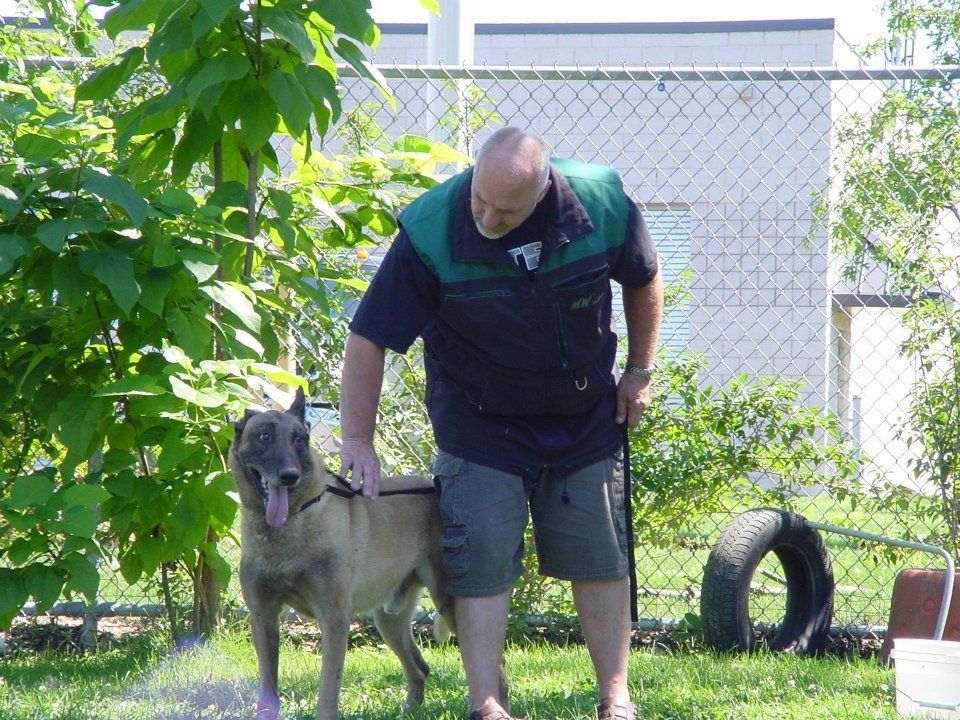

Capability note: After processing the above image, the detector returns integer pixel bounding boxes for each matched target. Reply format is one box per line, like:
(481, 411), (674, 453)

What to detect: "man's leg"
(572, 577), (631, 705)
(455, 591), (511, 712)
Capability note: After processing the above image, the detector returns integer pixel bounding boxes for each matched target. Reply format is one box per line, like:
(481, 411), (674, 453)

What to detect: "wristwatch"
(623, 363), (653, 380)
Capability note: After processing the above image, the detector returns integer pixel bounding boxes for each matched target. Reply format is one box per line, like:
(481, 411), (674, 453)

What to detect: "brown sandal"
(468, 700), (516, 720)
(597, 697), (636, 720)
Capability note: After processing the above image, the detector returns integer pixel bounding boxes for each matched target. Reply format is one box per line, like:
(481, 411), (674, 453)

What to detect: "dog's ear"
(234, 409), (258, 442)
(286, 386), (306, 424)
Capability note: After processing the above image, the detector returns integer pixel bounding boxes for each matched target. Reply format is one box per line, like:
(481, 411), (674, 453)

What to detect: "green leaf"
(76, 47), (145, 102)
(167, 306), (212, 359)
(156, 428), (201, 474)
(180, 245), (219, 282)
(185, 54), (249, 107)
(101, 449), (137, 474)
(201, 541), (232, 584)
(232, 327), (264, 355)
(103, 469), (137, 498)
(50, 393), (110, 459)
(138, 271), (174, 315)
(310, 0), (377, 45)
(169, 376), (228, 408)
(104, 0), (167, 39)
(267, 188), (293, 219)
(0, 185), (21, 219)
(194, 0), (239, 40)
(334, 38), (395, 111)
(0, 80), (31, 95)
(23, 564), (66, 614)
(81, 167), (149, 227)
(79, 249), (141, 314)
(262, 7), (315, 63)
(251, 363), (308, 389)
(166, 488), (209, 548)
(14, 133), (67, 164)
(296, 64), (340, 130)
(200, 281), (261, 333)
(52, 254), (91, 307)
(0, 234), (30, 274)
(62, 483), (111, 507)
(152, 241), (179, 267)
(7, 474), (56, 511)
(118, 550), (143, 585)
(61, 554), (100, 605)
(417, 0), (440, 12)
(0, 569), (28, 625)
(267, 69), (311, 139)
(157, 187), (198, 215)
(59, 505), (99, 537)
(240, 85), (278, 153)
(205, 181), (247, 210)
(173, 111), (221, 182)
(146, 11), (195, 63)
(95, 375), (167, 397)
(36, 218), (106, 252)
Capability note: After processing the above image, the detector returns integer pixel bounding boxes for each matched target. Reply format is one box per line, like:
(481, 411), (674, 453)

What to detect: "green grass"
(0, 630), (899, 719)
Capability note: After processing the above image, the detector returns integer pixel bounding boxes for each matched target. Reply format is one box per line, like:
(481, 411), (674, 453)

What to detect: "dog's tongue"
(266, 484), (289, 527)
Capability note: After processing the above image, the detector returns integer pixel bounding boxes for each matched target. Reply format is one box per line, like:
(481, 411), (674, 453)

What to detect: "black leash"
(299, 471), (436, 513)
(622, 423), (638, 624)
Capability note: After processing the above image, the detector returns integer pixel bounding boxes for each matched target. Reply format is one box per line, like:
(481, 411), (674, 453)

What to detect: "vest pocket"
(551, 266), (611, 371)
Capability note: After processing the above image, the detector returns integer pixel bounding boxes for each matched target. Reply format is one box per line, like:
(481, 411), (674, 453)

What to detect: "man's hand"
(615, 373), (651, 428)
(339, 438), (382, 499)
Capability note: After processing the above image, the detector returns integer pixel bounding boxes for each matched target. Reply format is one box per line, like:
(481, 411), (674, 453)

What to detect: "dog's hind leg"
(374, 578), (429, 709)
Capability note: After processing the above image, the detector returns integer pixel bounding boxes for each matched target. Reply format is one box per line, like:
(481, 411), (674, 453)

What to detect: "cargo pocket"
(607, 453), (627, 549)
(439, 527), (469, 579)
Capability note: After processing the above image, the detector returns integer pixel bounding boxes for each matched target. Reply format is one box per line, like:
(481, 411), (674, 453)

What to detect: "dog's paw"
(255, 698), (280, 720)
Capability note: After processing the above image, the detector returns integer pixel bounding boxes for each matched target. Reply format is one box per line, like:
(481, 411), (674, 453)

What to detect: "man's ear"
(234, 409), (258, 442)
(286, 386), (306, 424)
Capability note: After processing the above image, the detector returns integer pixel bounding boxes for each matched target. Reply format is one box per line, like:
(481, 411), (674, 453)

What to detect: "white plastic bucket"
(892, 638), (960, 719)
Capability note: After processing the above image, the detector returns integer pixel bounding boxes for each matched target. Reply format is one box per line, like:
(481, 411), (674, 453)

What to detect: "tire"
(700, 508), (834, 655)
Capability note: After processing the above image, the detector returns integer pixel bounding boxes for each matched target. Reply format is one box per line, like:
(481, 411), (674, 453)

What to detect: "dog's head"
(231, 387), (315, 528)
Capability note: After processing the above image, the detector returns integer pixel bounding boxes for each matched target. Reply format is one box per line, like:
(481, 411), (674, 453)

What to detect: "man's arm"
(616, 270), (664, 427)
(340, 332), (386, 498)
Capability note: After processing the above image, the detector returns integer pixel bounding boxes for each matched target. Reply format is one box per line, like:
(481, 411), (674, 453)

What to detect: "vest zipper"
(553, 301), (569, 370)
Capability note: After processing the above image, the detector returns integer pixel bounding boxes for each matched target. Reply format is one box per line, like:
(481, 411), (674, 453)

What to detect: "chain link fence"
(12, 55), (960, 634)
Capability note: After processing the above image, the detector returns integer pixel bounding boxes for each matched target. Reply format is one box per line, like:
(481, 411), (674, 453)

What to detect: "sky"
(0, 0), (899, 60)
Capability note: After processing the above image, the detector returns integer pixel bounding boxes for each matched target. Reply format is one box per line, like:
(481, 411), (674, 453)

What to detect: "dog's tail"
(433, 595), (456, 643)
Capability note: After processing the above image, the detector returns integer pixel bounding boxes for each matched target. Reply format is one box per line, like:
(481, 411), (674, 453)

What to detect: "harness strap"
(299, 472), (437, 513)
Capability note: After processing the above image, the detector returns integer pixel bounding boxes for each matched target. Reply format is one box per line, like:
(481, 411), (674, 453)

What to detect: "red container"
(880, 568), (960, 660)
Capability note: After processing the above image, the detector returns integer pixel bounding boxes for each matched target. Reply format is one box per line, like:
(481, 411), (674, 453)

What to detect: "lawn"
(0, 629), (898, 720)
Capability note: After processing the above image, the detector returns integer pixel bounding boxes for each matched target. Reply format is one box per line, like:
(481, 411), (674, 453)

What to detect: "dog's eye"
(294, 435), (307, 447)
(258, 432), (271, 442)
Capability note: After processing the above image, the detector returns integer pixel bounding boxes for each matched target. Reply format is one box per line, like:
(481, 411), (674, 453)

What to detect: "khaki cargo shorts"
(431, 450), (628, 596)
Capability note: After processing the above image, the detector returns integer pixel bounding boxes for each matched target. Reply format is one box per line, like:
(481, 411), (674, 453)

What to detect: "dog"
(229, 388), (453, 720)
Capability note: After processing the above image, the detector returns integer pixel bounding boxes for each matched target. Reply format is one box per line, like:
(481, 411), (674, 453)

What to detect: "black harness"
(299, 472), (436, 513)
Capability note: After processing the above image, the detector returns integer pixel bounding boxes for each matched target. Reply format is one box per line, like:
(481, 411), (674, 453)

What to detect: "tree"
(819, 0), (960, 551)
(0, 0), (454, 639)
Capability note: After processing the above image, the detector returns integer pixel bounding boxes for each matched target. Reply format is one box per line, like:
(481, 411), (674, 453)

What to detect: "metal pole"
(805, 520), (955, 641)
(427, 0), (474, 156)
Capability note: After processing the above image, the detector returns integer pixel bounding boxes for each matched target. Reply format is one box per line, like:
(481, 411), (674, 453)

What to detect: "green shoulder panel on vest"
(539, 159), (628, 273)
(402, 159), (629, 283)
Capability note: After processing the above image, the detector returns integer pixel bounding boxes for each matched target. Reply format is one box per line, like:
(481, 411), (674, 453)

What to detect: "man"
(339, 127), (663, 720)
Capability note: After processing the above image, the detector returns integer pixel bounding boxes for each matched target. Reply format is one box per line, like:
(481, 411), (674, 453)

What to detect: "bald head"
(471, 127), (552, 240)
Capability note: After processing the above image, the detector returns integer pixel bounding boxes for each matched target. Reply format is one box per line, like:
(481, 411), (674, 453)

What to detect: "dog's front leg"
(316, 606), (351, 720)
(248, 599), (283, 719)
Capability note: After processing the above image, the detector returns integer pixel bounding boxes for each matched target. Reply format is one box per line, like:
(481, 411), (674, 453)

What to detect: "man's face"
(470, 163), (550, 240)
